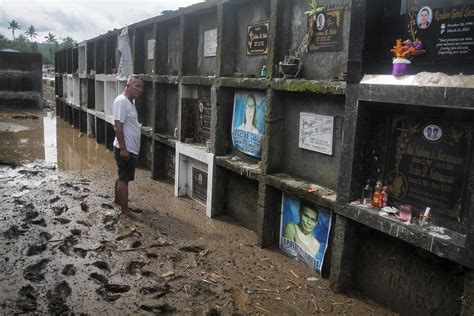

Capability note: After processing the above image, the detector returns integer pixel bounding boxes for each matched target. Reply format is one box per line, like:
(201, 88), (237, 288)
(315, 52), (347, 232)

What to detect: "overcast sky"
(0, 0), (204, 43)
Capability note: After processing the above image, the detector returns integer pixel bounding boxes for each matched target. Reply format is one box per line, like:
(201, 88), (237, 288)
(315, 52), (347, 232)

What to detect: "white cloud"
(0, 0), (203, 42)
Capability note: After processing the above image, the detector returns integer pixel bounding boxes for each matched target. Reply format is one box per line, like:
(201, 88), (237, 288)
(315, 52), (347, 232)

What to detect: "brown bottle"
(372, 181), (383, 207)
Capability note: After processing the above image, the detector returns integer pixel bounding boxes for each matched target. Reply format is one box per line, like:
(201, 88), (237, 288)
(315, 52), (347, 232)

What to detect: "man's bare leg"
(117, 180), (135, 217)
(114, 179), (119, 205)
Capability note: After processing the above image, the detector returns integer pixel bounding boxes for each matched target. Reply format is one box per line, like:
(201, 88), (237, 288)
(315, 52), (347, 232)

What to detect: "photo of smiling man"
(280, 194), (332, 274)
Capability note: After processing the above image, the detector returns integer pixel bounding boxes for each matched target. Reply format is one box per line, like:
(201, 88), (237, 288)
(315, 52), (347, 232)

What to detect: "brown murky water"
(0, 105), (395, 314)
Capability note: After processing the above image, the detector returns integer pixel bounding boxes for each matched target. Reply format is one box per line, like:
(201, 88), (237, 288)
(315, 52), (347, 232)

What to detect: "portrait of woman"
(417, 6), (432, 29)
(237, 93), (259, 133)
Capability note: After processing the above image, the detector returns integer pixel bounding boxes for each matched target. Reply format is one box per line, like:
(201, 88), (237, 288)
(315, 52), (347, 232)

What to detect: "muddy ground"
(0, 93), (395, 314)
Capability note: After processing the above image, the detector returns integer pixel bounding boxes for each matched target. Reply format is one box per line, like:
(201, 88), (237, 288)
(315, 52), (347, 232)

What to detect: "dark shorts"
(114, 147), (138, 182)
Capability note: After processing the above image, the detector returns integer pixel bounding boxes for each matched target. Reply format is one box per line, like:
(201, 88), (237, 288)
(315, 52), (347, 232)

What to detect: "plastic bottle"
(260, 65), (267, 78)
(380, 186), (389, 208)
(372, 181), (383, 207)
(362, 180), (373, 206)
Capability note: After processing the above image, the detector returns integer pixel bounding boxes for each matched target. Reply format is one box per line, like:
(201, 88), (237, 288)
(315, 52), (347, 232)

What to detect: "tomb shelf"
(141, 126), (154, 138)
(265, 173), (336, 210)
(271, 79), (346, 95)
(337, 203), (470, 268)
(217, 77), (269, 90)
(153, 133), (177, 148)
(215, 155), (262, 181)
(153, 75), (180, 84)
(358, 79), (474, 109)
(181, 76), (216, 86)
(95, 111), (105, 120)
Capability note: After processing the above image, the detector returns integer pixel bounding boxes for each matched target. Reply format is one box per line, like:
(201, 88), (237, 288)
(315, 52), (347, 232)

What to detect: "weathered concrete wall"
(135, 81), (154, 127)
(196, 11), (217, 76)
(285, 0), (351, 80)
(280, 93), (345, 190)
(353, 227), (465, 315)
(0, 51), (42, 107)
(232, 0), (270, 75)
(224, 170), (260, 231)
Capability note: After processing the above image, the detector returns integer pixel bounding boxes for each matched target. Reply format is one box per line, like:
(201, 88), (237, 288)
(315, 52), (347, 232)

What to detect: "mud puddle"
(0, 106), (394, 314)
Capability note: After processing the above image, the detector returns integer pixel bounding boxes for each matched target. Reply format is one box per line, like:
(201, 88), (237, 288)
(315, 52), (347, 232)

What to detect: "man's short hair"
(127, 75), (143, 85)
(299, 200), (318, 216)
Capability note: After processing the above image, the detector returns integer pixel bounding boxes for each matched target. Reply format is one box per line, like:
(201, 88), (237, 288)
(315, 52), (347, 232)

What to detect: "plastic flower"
(390, 38), (425, 60)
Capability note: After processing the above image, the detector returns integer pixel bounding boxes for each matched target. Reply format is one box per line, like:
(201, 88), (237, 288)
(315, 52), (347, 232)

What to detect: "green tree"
(11, 34), (29, 52)
(0, 33), (9, 49)
(60, 36), (76, 48)
(25, 25), (37, 41)
(7, 19), (21, 39)
(31, 41), (39, 53)
(44, 32), (59, 63)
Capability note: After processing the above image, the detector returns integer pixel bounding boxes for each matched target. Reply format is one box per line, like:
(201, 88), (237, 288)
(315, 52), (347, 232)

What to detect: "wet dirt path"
(0, 107), (395, 314)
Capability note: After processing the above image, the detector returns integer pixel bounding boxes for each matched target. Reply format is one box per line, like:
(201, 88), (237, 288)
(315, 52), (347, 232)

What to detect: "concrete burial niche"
(134, 80), (154, 128)
(73, 75), (80, 105)
(67, 75), (74, 104)
(96, 39), (105, 74)
(80, 79), (88, 106)
(175, 142), (214, 217)
(220, 0), (271, 77)
(274, 91), (345, 190)
(277, 0), (351, 80)
(105, 35), (117, 74)
(180, 84), (211, 145)
(72, 47), (78, 73)
(86, 41), (95, 74)
(155, 83), (178, 136)
(133, 25), (155, 74)
(156, 19), (181, 75)
(362, 0), (474, 75)
(175, 84), (214, 216)
(87, 79), (95, 109)
(0, 51), (42, 108)
(182, 7), (218, 76)
(353, 227), (465, 315)
(94, 80), (105, 113)
(78, 43), (87, 76)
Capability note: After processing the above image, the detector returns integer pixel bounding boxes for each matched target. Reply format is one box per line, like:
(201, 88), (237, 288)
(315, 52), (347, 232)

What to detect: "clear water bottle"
(362, 179), (373, 206)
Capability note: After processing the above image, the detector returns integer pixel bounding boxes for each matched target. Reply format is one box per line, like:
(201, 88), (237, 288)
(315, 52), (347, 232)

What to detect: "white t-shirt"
(113, 94), (141, 155)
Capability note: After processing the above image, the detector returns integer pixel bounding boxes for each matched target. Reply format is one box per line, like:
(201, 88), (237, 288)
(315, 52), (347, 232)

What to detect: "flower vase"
(392, 58), (411, 76)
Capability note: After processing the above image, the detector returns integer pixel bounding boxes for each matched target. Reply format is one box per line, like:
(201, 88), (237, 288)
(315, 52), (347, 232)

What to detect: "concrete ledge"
(154, 75), (180, 84)
(141, 126), (153, 137)
(153, 133), (177, 148)
(336, 203), (470, 268)
(182, 76), (216, 86)
(272, 79), (346, 95)
(215, 155), (262, 181)
(265, 173), (336, 209)
(217, 77), (269, 90)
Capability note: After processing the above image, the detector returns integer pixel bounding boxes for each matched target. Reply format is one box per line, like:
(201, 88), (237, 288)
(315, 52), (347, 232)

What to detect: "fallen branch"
(255, 305), (270, 313)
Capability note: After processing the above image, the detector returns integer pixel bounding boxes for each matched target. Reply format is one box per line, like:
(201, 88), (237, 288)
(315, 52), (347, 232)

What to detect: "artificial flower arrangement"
(390, 39), (425, 60)
(390, 39), (425, 75)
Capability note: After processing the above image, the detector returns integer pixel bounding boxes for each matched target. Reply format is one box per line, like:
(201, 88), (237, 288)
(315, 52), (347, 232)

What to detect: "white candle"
(421, 207), (431, 226)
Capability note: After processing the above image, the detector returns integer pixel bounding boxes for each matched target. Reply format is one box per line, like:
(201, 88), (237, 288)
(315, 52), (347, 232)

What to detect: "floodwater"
(0, 108), (112, 170)
(0, 107), (394, 314)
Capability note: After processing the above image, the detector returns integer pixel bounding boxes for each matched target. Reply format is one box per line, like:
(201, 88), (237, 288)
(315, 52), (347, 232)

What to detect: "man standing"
(113, 77), (144, 218)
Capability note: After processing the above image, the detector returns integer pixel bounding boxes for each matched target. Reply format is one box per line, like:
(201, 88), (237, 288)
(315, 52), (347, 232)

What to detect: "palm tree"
(25, 25), (37, 41)
(44, 32), (58, 46)
(7, 19), (21, 39)
(44, 32), (59, 63)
